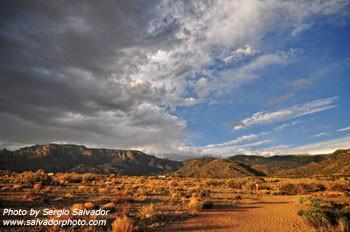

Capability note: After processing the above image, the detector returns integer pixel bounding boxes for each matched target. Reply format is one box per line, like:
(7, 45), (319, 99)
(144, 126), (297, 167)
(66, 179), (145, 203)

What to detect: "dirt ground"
(161, 195), (313, 232)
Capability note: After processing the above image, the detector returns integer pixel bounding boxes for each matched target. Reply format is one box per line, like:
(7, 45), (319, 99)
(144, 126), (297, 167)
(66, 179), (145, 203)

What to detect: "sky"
(0, 0), (349, 158)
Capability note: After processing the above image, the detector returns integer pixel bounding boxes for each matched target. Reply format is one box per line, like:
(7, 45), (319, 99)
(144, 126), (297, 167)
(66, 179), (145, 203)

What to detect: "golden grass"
(111, 216), (134, 232)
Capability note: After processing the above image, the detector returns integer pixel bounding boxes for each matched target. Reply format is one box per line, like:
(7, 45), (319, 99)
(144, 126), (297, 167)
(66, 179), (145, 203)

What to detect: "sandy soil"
(161, 195), (313, 232)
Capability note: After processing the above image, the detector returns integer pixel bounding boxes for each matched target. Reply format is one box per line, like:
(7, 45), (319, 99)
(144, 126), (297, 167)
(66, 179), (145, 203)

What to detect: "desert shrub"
(298, 208), (333, 229)
(81, 173), (98, 183)
(77, 185), (87, 192)
(111, 216), (134, 232)
(281, 183), (326, 195)
(20, 170), (48, 185)
(241, 180), (260, 193)
(280, 183), (296, 195)
(199, 189), (210, 198)
(99, 188), (109, 194)
(138, 204), (156, 219)
(290, 183), (309, 194)
(205, 179), (225, 187)
(171, 192), (181, 201)
(298, 197), (350, 231)
(258, 182), (272, 190)
(338, 217), (350, 232)
(226, 179), (241, 189)
(303, 183), (326, 192)
(188, 196), (214, 211)
(188, 197), (203, 211)
(55, 173), (83, 183)
(67, 173), (83, 183)
(328, 183), (350, 192)
(113, 191), (129, 203)
(168, 180), (178, 187)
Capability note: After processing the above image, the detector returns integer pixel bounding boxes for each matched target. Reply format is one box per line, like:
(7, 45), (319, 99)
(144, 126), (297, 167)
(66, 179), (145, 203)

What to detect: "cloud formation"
(223, 45), (256, 63)
(233, 97), (337, 130)
(337, 126), (350, 132)
(0, 1), (348, 154)
(283, 136), (350, 155)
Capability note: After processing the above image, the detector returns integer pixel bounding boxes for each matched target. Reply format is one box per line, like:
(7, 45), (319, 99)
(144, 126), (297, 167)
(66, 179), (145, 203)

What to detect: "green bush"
(298, 197), (350, 231)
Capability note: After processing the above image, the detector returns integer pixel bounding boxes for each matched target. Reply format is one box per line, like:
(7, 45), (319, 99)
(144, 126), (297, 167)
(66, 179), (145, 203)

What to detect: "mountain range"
(0, 144), (181, 175)
(0, 144), (349, 177)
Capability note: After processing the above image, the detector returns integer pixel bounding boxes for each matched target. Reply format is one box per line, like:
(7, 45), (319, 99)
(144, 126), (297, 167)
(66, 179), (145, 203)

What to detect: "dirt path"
(161, 195), (313, 232)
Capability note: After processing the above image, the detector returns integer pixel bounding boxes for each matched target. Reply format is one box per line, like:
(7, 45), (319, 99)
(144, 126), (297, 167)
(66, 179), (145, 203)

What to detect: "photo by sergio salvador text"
(2, 208), (109, 227)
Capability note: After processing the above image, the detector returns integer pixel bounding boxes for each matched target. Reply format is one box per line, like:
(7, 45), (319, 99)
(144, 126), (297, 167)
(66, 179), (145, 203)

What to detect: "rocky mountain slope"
(0, 144), (181, 175)
(274, 149), (350, 177)
(173, 157), (265, 178)
(229, 154), (326, 176)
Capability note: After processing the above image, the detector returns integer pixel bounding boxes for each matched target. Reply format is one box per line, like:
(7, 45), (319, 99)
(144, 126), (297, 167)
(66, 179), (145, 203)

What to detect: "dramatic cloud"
(233, 97), (337, 130)
(0, 1), (348, 154)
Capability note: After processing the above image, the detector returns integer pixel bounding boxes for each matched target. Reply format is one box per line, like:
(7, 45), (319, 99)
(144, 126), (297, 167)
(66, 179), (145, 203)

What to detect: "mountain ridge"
(0, 143), (181, 175)
(1, 144), (349, 177)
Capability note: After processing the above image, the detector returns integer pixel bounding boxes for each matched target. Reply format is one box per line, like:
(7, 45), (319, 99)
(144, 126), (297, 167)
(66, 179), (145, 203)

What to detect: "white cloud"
(274, 120), (302, 131)
(205, 132), (269, 148)
(121, 0), (348, 105)
(223, 45), (256, 63)
(283, 136), (350, 155)
(200, 139), (272, 157)
(233, 97), (337, 130)
(313, 132), (328, 138)
(337, 126), (350, 132)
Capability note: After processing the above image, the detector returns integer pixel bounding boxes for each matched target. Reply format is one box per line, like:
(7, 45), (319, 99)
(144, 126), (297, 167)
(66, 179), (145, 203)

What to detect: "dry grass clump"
(111, 216), (134, 232)
(77, 184), (88, 192)
(171, 192), (182, 201)
(168, 180), (178, 187)
(50, 172), (105, 185)
(19, 170), (48, 185)
(81, 173), (98, 183)
(12, 184), (23, 191)
(188, 196), (214, 211)
(98, 187), (109, 194)
(188, 197), (203, 211)
(113, 190), (130, 203)
(226, 178), (252, 190)
(205, 179), (226, 187)
(138, 203), (156, 219)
